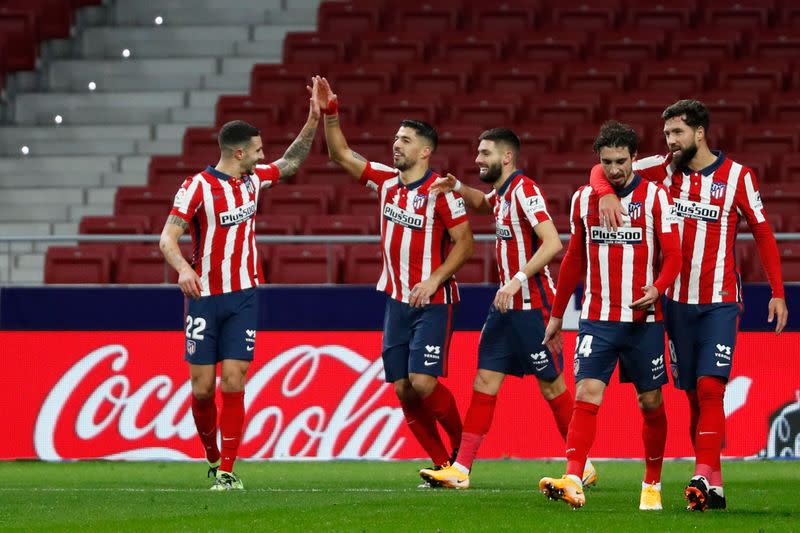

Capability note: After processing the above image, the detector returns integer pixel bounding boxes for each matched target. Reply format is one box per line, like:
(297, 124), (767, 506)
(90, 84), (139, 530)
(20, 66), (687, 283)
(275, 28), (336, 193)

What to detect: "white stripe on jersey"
(199, 177), (214, 297)
(643, 185), (657, 321)
(220, 179), (238, 294)
(421, 190), (436, 283)
(237, 180), (252, 290)
(672, 174), (692, 299)
(687, 177), (713, 304)
(743, 170), (766, 223)
(176, 175), (202, 216)
(711, 162), (741, 303)
(619, 194), (634, 321)
(578, 187), (593, 320)
(398, 190), (413, 302)
(377, 181), (397, 295)
(509, 186), (532, 308)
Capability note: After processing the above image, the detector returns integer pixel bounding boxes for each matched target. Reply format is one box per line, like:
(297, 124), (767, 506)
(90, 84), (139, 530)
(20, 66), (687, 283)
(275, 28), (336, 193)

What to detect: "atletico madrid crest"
(412, 194), (428, 210)
(710, 181), (726, 200)
(628, 201), (642, 220)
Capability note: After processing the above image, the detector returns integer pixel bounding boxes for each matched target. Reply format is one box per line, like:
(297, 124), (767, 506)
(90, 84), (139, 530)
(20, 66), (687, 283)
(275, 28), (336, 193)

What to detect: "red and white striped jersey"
(169, 164), (280, 297)
(633, 151), (766, 304)
(360, 161), (468, 304)
(486, 171), (556, 312)
(570, 175), (678, 322)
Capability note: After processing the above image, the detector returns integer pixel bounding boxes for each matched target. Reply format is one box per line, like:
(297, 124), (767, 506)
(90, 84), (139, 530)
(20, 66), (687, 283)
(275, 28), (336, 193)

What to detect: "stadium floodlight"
(87, 81), (97, 91)
(154, 16), (164, 25)
(54, 115), (63, 124)
(122, 48), (131, 58)
(20, 145), (29, 155)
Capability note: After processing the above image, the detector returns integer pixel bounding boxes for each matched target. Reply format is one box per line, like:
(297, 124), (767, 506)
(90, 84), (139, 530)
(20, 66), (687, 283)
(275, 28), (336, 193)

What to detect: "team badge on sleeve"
(450, 196), (467, 218)
(173, 187), (187, 207)
(523, 195), (546, 218)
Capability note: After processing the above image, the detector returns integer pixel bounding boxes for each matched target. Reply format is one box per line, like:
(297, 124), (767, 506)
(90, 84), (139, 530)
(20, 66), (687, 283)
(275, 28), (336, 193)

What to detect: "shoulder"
(634, 154), (668, 171)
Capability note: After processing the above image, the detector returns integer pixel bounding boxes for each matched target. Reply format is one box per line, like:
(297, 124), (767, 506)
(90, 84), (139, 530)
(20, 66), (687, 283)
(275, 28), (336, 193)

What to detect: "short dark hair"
(399, 119), (438, 151)
(661, 99), (710, 132)
(593, 120), (638, 155)
(479, 128), (521, 160)
(218, 120), (260, 152)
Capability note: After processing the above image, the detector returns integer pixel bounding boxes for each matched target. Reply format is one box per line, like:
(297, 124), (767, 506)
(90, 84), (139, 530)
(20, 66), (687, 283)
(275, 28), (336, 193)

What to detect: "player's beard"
(478, 162), (502, 184)
(394, 155), (416, 172)
(672, 142), (698, 169)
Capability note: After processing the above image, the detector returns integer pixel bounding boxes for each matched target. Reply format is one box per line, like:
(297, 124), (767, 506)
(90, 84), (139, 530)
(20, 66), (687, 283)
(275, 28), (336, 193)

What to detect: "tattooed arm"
(160, 215), (202, 298)
(265, 78), (321, 184)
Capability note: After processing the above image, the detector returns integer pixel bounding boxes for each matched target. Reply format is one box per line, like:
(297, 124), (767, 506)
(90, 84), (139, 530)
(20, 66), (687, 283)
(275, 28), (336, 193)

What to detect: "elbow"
(463, 233), (475, 259)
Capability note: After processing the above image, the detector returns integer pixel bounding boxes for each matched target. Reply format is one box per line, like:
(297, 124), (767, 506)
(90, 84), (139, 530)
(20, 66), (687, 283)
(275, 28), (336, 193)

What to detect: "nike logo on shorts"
(424, 360), (437, 366)
(652, 371), (665, 379)
(247, 346), (254, 351)
(716, 361), (730, 367)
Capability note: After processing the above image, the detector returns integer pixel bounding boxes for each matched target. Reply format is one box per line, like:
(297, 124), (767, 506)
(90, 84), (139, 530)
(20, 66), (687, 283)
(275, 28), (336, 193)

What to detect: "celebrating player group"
(160, 75), (788, 512)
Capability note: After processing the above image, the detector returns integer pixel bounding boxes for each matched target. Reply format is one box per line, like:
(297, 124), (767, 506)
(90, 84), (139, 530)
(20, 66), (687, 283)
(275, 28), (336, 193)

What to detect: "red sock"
(219, 391), (245, 473)
(456, 391), (497, 470)
(401, 397), (449, 466)
(192, 395), (220, 463)
(694, 377), (726, 480)
(687, 390), (700, 449)
(421, 382), (463, 452)
(547, 389), (574, 441)
(565, 401), (600, 479)
(641, 403), (667, 484)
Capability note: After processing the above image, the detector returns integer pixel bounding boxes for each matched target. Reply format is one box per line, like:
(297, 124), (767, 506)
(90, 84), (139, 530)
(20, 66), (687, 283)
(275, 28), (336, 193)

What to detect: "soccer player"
(159, 79), (321, 490)
(590, 100), (788, 511)
(417, 128), (596, 489)
(313, 77), (474, 479)
(539, 121), (682, 510)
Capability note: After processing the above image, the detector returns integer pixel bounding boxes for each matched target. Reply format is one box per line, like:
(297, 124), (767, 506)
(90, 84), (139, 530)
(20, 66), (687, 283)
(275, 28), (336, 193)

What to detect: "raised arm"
(430, 173), (493, 214)
(266, 78), (321, 183)
(314, 76), (368, 179)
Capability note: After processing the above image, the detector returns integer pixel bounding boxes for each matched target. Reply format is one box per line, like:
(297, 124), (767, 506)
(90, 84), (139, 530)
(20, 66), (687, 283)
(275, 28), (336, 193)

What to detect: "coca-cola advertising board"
(2, 331), (798, 461)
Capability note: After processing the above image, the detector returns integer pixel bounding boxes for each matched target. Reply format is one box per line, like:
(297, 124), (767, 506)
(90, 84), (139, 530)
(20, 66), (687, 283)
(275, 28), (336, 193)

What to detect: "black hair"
(593, 120), (638, 155)
(661, 99), (710, 132)
(479, 128), (521, 159)
(218, 120), (260, 152)
(399, 119), (438, 151)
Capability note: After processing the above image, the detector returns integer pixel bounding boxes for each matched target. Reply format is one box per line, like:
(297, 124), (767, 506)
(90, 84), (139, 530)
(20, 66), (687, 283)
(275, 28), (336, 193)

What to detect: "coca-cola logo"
(34, 343), (406, 461)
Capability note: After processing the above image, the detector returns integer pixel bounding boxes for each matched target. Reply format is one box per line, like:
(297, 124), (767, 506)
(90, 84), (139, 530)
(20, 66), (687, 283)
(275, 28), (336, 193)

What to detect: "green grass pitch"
(2, 460), (798, 532)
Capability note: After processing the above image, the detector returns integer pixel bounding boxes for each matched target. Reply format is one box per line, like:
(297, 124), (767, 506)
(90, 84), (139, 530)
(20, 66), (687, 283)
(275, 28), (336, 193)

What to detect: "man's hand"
(306, 76), (320, 122)
(542, 316), (564, 355)
(630, 285), (660, 310)
(178, 266), (202, 299)
(599, 194), (625, 230)
(494, 277), (522, 314)
(409, 277), (440, 308)
(768, 297), (789, 335)
(309, 75), (337, 113)
(430, 173), (458, 195)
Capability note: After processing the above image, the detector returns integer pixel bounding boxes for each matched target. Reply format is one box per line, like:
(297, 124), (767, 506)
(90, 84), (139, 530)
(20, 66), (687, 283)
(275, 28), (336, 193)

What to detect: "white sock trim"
(642, 481), (662, 490)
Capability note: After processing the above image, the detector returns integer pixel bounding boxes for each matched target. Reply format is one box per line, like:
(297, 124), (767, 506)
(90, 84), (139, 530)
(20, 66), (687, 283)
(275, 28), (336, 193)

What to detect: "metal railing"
(1, 233), (799, 286)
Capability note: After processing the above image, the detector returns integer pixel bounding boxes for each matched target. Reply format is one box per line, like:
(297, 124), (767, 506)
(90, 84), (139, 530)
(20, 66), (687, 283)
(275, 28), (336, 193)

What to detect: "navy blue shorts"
(381, 298), (456, 383)
(478, 305), (562, 380)
(183, 288), (258, 365)
(574, 319), (668, 392)
(663, 298), (741, 391)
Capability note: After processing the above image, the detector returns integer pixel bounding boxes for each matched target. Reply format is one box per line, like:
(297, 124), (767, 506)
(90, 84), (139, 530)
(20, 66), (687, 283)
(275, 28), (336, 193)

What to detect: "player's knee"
(409, 373), (437, 397)
(697, 376), (726, 402)
(192, 384), (215, 400)
(537, 374), (566, 400)
(220, 373), (245, 392)
(393, 379), (416, 402)
(472, 371), (501, 395)
(637, 388), (663, 410)
(575, 379), (604, 404)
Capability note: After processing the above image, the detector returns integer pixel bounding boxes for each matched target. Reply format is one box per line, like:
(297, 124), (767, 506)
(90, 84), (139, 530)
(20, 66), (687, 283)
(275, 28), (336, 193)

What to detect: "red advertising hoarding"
(3, 331), (798, 460)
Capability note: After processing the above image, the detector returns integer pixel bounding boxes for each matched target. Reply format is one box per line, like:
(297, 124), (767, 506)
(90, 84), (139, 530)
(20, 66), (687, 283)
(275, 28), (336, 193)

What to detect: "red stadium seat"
(434, 125), (479, 162)
(216, 96), (283, 131)
(79, 215), (150, 235)
(516, 125), (567, 154)
(254, 214), (303, 235)
(468, 214), (495, 234)
(551, 0), (622, 30)
(268, 244), (342, 284)
(766, 92), (800, 122)
(780, 154), (800, 182)
(337, 184), (381, 214)
(725, 152), (775, 182)
(116, 245), (174, 284)
(392, 1), (461, 32)
(591, 29), (665, 61)
(536, 154), (598, 191)
(698, 92), (758, 125)
(532, 93), (601, 125)
(401, 63), (473, 95)
(295, 157), (354, 186)
(477, 62), (553, 94)
(715, 59), (787, 92)
(45, 246), (112, 284)
(304, 214), (377, 235)
(778, 4), (800, 26)
(327, 63), (397, 96)
(0, 9), (38, 71)
(569, 123), (648, 153)
(467, 1), (538, 32)
(625, 0), (695, 30)
(457, 248), (494, 284)
(367, 94), (443, 126)
(546, 247), (567, 280)
(448, 94), (523, 126)
(250, 63), (320, 98)
(606, 92), (675, 126)
(669, 29), (742, 60)
(760, 182), (800, 214)
(513, 30), (588, 62)
(559, 61), (632, 92)
(343, 244), (382, 284)
(283, 32), (348, 64)
(434, 32), (507, 63)
(551, 213), (571, 233)
(148, 156), (204, 188)
(258, 185), (336, 216)
(4, 0), (72, 40)
(701, 0), (776, 30)
(338, 127), (396, 162)
(357, 31), (429, 63)
(637, 60), (711, 93)
(114, 186), (174, 221)
(749, 27), (800, 58)
(777, 243), (800, 282)
(182, 127), (221, 161)
(527, 182), (576, 215)
(318, 2), (381, 33)
(734, 125), (799, 154)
